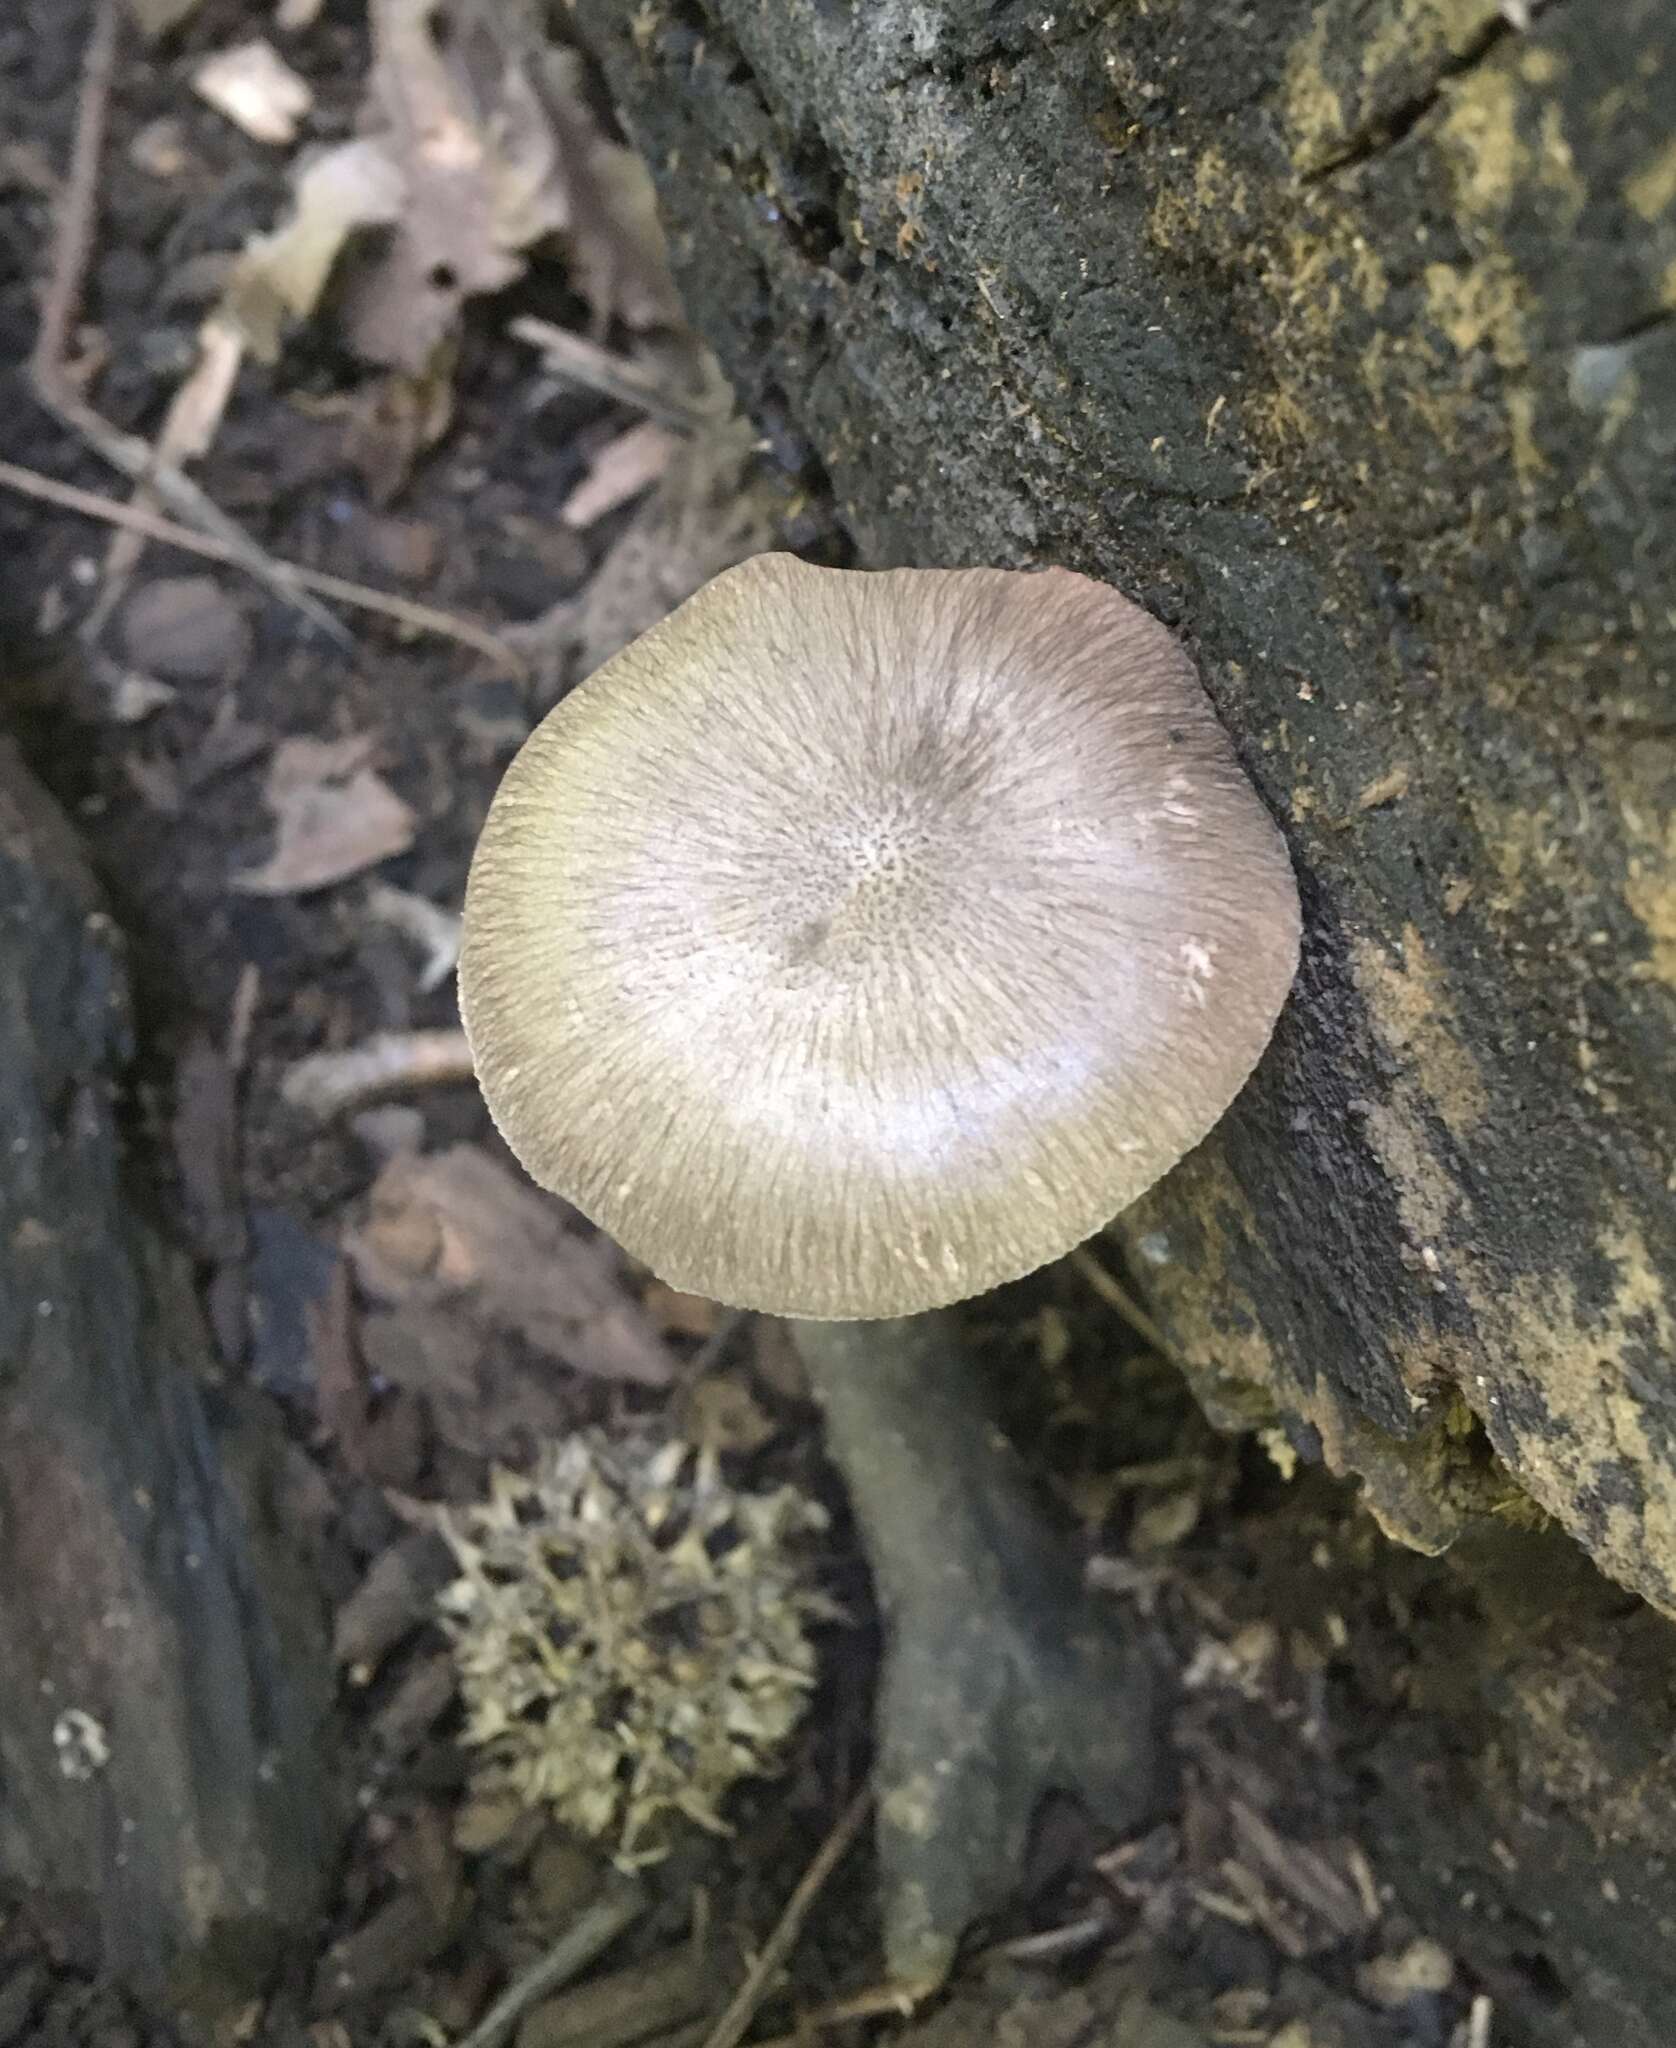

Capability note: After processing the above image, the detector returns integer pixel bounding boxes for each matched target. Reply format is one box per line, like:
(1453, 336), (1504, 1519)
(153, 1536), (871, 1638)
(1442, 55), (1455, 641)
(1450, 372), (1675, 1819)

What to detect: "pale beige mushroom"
(460, 553), (1298, 1319)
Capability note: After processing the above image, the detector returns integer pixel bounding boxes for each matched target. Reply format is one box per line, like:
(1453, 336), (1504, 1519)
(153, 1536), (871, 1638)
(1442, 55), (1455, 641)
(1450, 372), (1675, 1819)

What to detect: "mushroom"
(461, 553), (1299, 1317)
(460, 552), (1300, 1980)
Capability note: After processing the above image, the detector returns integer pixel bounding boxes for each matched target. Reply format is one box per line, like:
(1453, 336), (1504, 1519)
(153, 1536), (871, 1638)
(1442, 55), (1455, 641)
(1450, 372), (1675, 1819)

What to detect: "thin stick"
(280, 1028), (475, 1119)
(86, 317), (246, 637)
(748, 1976), (939, 2048)
(0, 459), (523, 671)
(696, 1784), (873, 2048)
(511, 317), (727, 434)
(1069, 1245), (1182, 1364)
(26, 0), (352, 651)
(33, 386), (355, 649)
(29, 0), (118, 386)
(453, 1879), (646, 2048)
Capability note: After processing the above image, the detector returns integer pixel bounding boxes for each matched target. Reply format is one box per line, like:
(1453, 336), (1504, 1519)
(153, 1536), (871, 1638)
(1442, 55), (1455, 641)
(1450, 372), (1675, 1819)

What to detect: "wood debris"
(365, 881), (462, 991)
(560, 420), (676, 529)
(282, 1027), (475, 1117)
(513, 1944), (711, 2048)
(124, 0), (204, 33)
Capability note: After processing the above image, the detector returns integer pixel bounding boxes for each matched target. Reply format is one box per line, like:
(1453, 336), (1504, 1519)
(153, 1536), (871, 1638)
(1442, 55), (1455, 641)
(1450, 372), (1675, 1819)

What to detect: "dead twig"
(0, 459), (524, 671)
(982, 1910), (1117, 1965)
(511, 318), (731, 434)
(28, 0), (118, 388)
(37, 383), (356, 650)
(696, 1784), (874, 2048)
(227, 963), (262, 1078)
(452, 1878), (647, 2048)
(365, 883), (463, 991)
(281, 1029), (475, 1119)
(1069, 1245), (1182, 1365)
(27, 1), (350, 651)
(747, 1977), (939, 2048)
(85, 317), (246, 639)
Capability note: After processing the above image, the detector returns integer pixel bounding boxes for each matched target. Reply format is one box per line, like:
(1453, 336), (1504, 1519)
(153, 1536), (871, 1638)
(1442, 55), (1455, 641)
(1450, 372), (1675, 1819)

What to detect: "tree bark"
(0, 740), (336, 2014)
(577, 0), (1676, 1614)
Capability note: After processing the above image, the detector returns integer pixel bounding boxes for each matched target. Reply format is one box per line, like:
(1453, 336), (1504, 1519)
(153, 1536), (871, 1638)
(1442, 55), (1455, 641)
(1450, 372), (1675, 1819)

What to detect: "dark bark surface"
(577, 0), (1676, 1614)
(0, 740), (335, 2012)
(578, 7), (1676, 2040)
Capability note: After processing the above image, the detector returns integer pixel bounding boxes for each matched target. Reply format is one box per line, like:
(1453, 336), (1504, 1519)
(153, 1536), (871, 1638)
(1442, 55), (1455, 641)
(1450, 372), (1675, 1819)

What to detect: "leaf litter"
(234, 731), (417, 894)
(219, 0), (683, 371)
(345, 1144), (678, 1391)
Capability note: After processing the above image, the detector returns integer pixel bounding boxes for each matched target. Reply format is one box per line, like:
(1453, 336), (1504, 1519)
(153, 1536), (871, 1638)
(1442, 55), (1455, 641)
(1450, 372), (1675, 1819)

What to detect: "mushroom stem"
(791, 1312), (1169, 1985)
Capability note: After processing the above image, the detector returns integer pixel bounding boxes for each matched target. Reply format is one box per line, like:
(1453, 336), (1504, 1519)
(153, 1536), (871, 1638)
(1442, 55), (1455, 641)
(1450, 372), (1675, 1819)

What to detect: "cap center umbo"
(775, 798), (950, 971)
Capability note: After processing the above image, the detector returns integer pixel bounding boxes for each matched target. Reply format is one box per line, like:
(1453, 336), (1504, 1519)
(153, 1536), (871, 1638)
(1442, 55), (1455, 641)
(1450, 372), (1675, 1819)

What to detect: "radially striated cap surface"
(461, 554), (1300, 1318)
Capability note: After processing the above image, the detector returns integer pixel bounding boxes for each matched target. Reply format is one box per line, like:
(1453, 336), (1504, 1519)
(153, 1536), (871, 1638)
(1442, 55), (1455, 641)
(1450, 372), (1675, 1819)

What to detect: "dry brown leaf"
(126, 0), (206, 34)
(560, 420), (675, 529)
(358, 1301), (575, 1461)
(347, 1145), (676, 1387)
(333, 1531), (454, 1672)
(539, 44), (685, 332)
(221, 139), (406, 361)
(217, 0), (683, 372)
(193, 40), (314, 146)
(234, 733), (416, 895)
(344, 0), (562, 369)
(641, 1281), (722, 1338)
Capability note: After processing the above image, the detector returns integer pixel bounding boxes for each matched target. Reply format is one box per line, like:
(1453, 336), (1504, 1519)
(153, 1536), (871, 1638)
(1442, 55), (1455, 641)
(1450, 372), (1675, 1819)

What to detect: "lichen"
(1625, 135), (1676, 221)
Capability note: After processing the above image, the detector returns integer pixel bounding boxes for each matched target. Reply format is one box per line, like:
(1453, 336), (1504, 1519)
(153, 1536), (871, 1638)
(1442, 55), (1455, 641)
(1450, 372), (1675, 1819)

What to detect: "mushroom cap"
(461, 555), (1299, 1319)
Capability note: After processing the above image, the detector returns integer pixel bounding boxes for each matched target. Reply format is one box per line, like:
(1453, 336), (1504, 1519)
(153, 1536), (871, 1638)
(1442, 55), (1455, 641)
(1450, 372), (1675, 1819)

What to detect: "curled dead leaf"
(221, 139), (406, 361)
(347, 1145), (676, 1387)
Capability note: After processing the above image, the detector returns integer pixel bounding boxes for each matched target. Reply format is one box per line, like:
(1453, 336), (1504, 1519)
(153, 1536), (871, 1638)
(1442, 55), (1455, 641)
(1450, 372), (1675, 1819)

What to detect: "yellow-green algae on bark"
(581, 0), (1676, 1616)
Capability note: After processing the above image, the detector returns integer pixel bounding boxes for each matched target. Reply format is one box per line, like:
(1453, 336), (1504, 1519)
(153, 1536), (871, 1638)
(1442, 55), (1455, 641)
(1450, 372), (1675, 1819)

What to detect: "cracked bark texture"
(575, 0), (1676, 1611)
(0, 741), (336, 2016)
